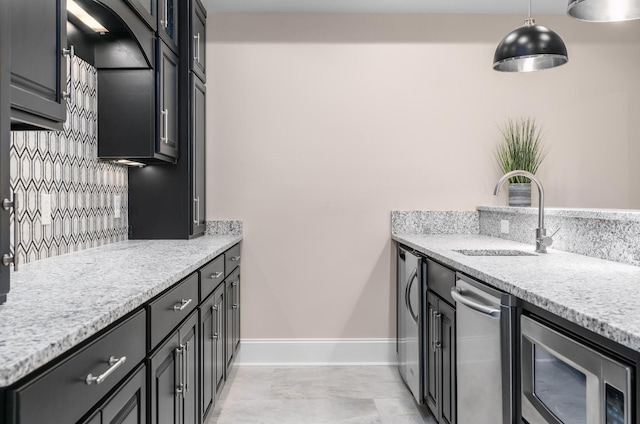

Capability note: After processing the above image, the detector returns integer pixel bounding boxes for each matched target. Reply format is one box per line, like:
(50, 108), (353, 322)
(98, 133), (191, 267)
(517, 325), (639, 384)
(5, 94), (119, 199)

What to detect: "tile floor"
(206, 365), (437, 424)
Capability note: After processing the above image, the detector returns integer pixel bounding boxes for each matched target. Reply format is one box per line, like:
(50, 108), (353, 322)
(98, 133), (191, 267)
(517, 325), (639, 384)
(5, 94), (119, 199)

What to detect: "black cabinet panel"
(440, 301), (456, 424)
(98, 69), (157, 160)
(82, 364), (147, 424)
(126, 0), (157, 31)
(10, 0), (67, 130)
(424, 276), (457, 424)
(225, 244), (241, 276)
(148, 273), (199, 351)
(191, 76), (206, 236)
(191, 0), (206, 82)
(158, 40), (179, 159)
(150, 332), (180, 424)
(150, 311), (198, 424)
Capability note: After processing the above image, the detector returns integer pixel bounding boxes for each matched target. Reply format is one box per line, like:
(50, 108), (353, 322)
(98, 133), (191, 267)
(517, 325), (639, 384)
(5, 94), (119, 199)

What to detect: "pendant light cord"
(525, 0), (535, 26)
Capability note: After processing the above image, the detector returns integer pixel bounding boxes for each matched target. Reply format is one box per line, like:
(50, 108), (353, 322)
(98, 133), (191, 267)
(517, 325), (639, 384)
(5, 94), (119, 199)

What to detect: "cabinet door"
(232, 270), (241, 353)
(191, 76), (206, 236)
(158, 0), (179, 51)
(84, 364), (147, 424)
(178, 313), (198, 424)
(200, 285), (224, 422)
(425, 292), (439, 417)
(150, 332), (180, 424)
(158, 40), (179, 159)
(191, 0), (206, 82)
(225, 278), (235, 370)
(214, 291), (226, 393)
(10, 0), (67, 130)
(439, 301), (456, 424)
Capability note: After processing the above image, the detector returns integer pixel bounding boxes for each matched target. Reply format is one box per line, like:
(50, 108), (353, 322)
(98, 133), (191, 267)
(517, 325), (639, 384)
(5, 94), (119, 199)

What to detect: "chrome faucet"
(493, 170), (553, 253)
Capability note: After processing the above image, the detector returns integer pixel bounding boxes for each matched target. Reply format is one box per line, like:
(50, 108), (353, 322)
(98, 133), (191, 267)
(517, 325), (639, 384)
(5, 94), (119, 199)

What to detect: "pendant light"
(567, 0), (640, 22)
(493, 0), (568, 72)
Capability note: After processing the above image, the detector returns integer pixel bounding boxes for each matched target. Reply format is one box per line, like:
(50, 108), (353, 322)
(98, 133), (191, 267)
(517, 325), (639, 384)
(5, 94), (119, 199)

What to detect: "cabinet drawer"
(149, 273), (199, 350)
(199, 255), (225, 301)
(426, 259), (456, 306)
(9, 310), (146, 424)
(225, 244), (241, 276)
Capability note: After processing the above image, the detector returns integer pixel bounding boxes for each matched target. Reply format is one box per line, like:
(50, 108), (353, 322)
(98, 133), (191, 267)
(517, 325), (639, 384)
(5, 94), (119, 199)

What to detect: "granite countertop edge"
(392, 233), (640, 353)
(477, 206), (640, 221)
(0, 234), (242, 388)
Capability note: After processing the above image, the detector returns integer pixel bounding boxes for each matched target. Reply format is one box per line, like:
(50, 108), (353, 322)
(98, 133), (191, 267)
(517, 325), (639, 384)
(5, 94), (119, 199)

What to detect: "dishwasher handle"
(451, 287), (501, 318)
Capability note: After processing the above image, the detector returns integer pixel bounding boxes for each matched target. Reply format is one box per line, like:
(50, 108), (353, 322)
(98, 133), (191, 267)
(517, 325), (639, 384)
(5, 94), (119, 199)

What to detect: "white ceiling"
(203, 0), (567, 15)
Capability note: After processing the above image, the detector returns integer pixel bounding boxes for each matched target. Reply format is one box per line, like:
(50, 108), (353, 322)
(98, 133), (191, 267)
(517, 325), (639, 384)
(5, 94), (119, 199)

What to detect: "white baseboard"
(234, 338), (397, 366)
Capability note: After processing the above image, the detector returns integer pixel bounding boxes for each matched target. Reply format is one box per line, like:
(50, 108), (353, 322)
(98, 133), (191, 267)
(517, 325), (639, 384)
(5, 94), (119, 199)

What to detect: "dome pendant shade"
(567, 0), (640, 22)
(493, 19), (568, 72)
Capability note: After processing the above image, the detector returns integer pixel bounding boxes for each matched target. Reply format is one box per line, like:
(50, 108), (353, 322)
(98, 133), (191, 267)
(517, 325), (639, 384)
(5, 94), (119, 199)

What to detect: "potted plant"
(495, 117), (549, 206)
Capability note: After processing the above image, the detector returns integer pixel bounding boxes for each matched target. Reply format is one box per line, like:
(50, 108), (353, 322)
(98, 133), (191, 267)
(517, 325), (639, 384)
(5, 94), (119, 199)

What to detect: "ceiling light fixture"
(567, 0), (640, 22)
(67, 0), (109, 34)
(493, 0), (568, 72)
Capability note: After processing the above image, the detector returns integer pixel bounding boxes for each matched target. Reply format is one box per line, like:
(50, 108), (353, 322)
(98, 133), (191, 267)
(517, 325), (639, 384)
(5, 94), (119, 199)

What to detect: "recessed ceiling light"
(67, 0), (109, 34)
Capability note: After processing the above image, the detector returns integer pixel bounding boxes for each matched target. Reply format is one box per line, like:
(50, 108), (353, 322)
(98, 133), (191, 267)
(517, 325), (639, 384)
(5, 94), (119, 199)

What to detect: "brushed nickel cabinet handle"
(173, 298), (192, 311)
(86, 356), (126, 385)
(209, 271), (223, 279)
(230, 256), (240, 262)
(62, 45), (75, 101)
(194, 33), (200, 62)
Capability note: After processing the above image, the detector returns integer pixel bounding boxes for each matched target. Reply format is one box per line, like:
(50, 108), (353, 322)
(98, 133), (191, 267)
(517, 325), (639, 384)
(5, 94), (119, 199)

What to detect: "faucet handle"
(537, 227), (560, 248)
(538, 235), (554, 247)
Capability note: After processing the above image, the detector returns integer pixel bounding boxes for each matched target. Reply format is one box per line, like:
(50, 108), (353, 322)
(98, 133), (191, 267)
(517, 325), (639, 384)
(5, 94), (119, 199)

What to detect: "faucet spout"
(493, 170), (549, 253)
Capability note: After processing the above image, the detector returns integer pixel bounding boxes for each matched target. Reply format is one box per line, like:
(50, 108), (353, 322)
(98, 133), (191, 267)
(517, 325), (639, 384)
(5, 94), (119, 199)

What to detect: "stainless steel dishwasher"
(451, 274), (519, 424)
(397, 246), (422, 404)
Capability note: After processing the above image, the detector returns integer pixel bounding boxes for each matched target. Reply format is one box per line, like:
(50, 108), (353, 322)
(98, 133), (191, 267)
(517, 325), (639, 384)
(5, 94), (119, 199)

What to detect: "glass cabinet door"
(158, 0), (178, 51)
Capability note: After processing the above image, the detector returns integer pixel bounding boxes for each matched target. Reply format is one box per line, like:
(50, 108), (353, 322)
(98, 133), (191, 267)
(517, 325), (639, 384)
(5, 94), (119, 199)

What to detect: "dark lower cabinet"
(10, 0), (68, 130)
(200, 283), (225, 422)
(2, 246), (241, 424)
(149, 310), (198, 424)
(83, 364), (147, 424)
(425, 260), (456, 424)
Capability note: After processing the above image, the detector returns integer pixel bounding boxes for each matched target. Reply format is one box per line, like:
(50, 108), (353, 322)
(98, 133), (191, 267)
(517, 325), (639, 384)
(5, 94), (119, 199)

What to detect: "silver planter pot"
(508, 183), (531, 207)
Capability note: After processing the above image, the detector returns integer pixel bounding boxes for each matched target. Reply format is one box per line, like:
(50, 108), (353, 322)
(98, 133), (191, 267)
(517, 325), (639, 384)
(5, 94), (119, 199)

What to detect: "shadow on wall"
(209, 13), (640, 45)
(340, 238), (396, 338)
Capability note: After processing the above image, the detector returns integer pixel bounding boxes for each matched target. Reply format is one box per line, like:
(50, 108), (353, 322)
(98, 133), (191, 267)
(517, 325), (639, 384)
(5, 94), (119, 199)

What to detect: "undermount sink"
(454, 249), (537, 257)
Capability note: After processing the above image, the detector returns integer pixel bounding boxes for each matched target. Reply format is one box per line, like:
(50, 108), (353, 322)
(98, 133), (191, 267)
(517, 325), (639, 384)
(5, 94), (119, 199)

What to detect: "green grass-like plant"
(496, 117), (549, 184)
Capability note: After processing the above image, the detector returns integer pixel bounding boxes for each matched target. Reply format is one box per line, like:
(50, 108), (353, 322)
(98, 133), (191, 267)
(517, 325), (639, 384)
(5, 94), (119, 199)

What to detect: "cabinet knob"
(232, 304), (238, 309)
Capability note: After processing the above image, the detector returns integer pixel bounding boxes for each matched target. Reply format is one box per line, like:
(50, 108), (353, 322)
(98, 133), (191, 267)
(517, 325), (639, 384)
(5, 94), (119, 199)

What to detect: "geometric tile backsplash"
(10, 56), (128, 265)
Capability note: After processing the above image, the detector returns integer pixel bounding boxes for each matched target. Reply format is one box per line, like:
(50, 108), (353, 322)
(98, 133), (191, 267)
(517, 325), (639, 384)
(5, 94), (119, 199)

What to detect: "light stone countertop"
(393, 233), (640, 353)
(0, 234), (242, 388)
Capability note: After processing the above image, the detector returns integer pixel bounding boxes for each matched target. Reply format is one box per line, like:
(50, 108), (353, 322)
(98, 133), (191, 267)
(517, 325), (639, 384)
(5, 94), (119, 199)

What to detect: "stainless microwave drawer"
(225, 244), (241, 276)
(148, 272), (199, 350)
(9, 309), (146, 424)
(200, 255), (225, 301)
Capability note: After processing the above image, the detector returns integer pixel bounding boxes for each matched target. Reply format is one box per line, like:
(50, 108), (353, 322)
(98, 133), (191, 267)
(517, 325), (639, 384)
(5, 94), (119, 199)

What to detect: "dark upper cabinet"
(158, 0), (179, 52)
(191, 0), (206, 83)
(97, 37), (178, 164)
(0, 0), (10, 304)
(158, 39), (179, 159)
(10, 0), (68, 131)
(126, 0), (157, 31)
(191, 76), (206, 235)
